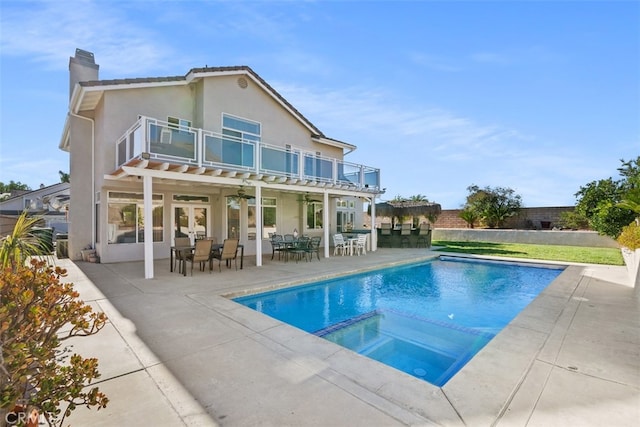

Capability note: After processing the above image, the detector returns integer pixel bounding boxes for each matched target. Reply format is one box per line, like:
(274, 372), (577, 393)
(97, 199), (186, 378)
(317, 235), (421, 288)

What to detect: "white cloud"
(0, 1), (179, 76)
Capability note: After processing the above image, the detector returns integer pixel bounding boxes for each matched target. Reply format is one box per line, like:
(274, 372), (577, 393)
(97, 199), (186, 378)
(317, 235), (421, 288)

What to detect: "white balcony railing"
(116, 116), (380, 190)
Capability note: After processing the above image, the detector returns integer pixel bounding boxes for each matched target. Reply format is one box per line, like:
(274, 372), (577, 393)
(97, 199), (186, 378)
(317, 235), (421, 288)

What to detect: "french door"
(172, 204), (209, 244)
(337, 211), (355, 233)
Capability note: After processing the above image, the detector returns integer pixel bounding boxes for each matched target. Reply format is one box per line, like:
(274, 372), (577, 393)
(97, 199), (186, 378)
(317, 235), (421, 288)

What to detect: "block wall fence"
(431, 206), (576, 230)
(365, 206), (620, 248)
(367, 206), (576, 230)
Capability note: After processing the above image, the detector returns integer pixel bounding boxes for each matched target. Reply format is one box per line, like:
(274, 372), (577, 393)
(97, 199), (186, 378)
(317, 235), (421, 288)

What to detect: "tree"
(558, 210), (590, 230)
(58, 171), (70, 183)
(617, 188), (640, 225)
(0, 212), (108, 426)
(0, 212), (49, 270)
(0, 181), (31, 193)
(409, 194), (429, 202)
(458, 208), (478, 228)
(463, 184), (522, 228)
(0, 181), (31, 201)
(615, 158), (640, 248)
(574, 157), (639, 238)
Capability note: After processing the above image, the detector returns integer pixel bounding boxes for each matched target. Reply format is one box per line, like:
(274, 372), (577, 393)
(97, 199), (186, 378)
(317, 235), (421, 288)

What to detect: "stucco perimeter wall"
(433, 206), (576, 229)
(432, 228), (620, 248)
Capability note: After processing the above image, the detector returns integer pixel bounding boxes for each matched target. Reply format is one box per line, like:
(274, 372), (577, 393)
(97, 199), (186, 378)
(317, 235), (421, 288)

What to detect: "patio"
(61, 249), (639, 426)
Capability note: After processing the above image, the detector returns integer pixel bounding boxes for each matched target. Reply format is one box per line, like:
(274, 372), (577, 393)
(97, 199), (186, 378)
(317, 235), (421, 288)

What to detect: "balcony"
(115, 116), (380, 191)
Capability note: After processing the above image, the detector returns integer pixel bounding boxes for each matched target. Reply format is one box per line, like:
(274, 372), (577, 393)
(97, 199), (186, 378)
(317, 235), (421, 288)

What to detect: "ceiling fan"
(233, 186), (254, 200)
(298, 192), (322, 204)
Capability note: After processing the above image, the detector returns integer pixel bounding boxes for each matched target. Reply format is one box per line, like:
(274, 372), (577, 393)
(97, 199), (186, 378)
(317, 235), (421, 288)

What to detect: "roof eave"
(312, 135), (357, 154)
(59, 116), (70, 152)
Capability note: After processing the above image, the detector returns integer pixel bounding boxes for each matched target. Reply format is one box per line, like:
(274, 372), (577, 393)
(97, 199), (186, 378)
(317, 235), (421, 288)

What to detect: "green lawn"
(432, 240), (624, 266)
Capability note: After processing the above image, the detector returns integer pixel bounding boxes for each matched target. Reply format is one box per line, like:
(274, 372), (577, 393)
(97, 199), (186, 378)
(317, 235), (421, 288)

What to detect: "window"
(248, 197), (277, 239)
(336, 198), (356, 233)
(218, 114), (259, 168)
(226, 196), (241, 239)
(168, 116), (191, 131)
(107, 192), (163, 244)
(306, 201), (323, 230)
(173, 194), (209, 203)
(223, 114), (260, 140)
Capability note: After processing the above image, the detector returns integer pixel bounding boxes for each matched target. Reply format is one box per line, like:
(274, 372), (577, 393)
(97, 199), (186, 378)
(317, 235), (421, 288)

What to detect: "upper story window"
(168, 116), (191, 131)
(222, 114), (261, 143)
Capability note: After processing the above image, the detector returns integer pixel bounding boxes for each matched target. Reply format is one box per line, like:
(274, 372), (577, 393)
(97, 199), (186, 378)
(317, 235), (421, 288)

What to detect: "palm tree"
(618, 188), (640, 225)
(0, 210), (49, 270)
(459, 208), (478, 228)
(409, 194), (429, 202)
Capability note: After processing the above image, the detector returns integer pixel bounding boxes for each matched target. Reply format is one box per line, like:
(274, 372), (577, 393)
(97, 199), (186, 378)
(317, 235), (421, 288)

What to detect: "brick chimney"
(68, 48), (99, 100)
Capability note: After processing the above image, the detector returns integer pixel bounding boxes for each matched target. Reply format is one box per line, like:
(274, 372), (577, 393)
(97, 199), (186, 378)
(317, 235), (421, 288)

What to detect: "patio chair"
(400, 223), (411, 248)
(288, 236), (311, 263)
(305, 236), (322, 261)
(416, 224), (432, 248)
(333, 234), (347, 256)
(355, 234), (367, 255)
(173, 236), (191, 273)
(380, 223), (392, 247)
(283, 234), (295, 246)
(270, 234), (286, 260)
(211, 238), (239, 272)
(183, 238), (213, 276)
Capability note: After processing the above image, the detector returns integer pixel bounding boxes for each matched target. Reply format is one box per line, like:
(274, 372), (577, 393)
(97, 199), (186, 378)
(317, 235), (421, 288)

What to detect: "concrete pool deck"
(59, 249), (639, 426)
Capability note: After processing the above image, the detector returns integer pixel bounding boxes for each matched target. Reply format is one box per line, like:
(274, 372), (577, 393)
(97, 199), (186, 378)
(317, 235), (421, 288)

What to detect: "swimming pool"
(234, 256), (564, 386)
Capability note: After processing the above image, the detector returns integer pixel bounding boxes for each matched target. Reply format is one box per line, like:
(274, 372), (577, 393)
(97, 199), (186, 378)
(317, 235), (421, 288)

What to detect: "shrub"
(617, 222), (640, 250)
(1, 212), (108, 426)
(559, 210), (590, 230)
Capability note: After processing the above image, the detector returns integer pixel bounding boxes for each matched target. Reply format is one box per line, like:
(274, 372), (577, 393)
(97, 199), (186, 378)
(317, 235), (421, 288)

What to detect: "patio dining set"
(269, 234), (322, 263)
(170, 237), (244, 276)
(332, 233), (368, 256)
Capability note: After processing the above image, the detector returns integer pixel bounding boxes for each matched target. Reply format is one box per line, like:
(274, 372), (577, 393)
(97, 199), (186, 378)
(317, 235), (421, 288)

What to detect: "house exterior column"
(255, 185), (263, 266)
(143, 175), (154, 279)
(370, 199), (377, 251)
(323, 192), (330, 258)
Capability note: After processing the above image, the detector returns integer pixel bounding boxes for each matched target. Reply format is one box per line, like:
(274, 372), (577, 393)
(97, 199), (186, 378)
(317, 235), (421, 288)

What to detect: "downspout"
(69, 111), (95, 250)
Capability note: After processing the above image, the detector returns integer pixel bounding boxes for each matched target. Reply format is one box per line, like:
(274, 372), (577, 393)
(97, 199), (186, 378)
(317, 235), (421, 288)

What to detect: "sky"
(0, 0), (638, 209)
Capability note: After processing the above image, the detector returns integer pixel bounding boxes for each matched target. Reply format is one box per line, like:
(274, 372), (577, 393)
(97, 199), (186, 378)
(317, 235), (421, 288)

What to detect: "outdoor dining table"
(342, 234), (360, 256)
(346, 237), (358, 256)
(170, 243), (245, 272)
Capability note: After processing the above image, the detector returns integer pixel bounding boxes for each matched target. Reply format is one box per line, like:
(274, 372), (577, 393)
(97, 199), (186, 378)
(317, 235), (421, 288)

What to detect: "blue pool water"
(234, 256), (564, 386)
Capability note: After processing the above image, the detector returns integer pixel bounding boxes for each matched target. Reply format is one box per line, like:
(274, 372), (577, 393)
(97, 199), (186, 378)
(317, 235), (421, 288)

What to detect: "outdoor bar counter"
(376, 227), (432, 248)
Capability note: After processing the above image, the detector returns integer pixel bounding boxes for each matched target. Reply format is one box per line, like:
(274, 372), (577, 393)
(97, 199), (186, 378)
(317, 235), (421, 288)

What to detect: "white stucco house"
(59, 49), (383, 278)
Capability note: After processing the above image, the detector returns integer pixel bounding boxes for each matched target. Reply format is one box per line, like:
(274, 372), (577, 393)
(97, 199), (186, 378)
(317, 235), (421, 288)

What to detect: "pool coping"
(215, 256), (585, 425)
(61, 250), (639, 426)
